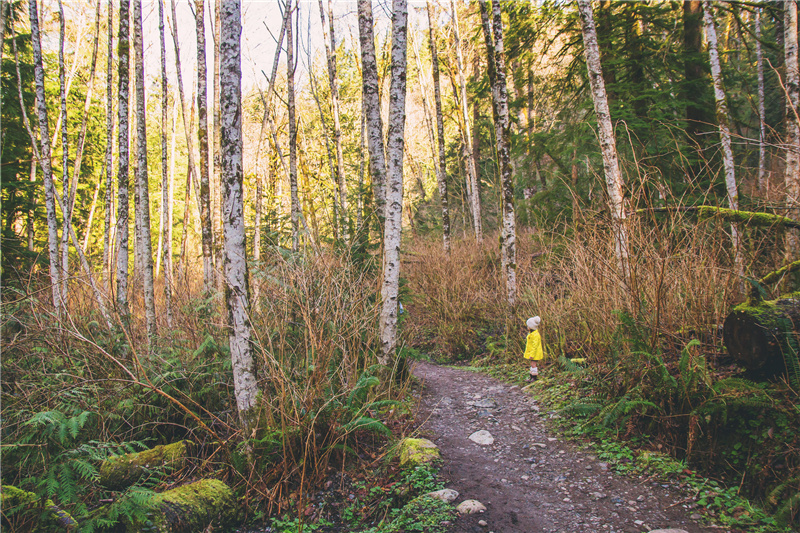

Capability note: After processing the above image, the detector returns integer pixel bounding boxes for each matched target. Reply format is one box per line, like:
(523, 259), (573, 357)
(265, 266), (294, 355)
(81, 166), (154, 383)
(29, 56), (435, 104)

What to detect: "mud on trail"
(411, 361), (716, 533)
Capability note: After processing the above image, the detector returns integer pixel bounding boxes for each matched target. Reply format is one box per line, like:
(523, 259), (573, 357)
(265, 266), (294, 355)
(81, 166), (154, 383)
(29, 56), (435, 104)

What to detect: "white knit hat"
(526, 316), (541, 330)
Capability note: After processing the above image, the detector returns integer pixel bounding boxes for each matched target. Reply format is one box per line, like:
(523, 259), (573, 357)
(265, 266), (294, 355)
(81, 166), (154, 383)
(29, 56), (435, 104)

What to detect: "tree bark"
(577, 0), (629, 282)
(452, 0), (482, 242)
(159, 0), (173, 327)
(116, 0), (131, 321)
(427, 1), (450, 254)
(358, 0), (387, 235)
(288, 0), (300, 252)
(196, 0), (215, 291)
(757, 8), (767, 194)
(219, 0), (258, 431)
(379, 0), (408, 365)
(213, 0), (222, 280)
(785, 0), (800, 260)
(133, 0), (157, 339)
(104, 0), (115, 293)
(703, 1), (743, 284)
(58, 0), (70, 305)
(684, 0), (711, 145)
(28, 0), (63, 314)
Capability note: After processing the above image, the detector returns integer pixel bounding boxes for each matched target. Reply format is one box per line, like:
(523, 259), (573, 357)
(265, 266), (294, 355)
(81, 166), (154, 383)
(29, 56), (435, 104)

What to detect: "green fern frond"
(340, 416), (391, 436)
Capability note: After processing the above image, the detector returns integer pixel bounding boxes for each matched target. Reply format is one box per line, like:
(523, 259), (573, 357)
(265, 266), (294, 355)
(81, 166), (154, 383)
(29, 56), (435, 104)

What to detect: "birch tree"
(116, 0), (131, 320)
(427, 1), (450, 253)
(196, 0), (215, 291)
(756, 8), (767, 194)
(103, 0), (115, 293)
(158, 0), (173, 326)
(576, 0), (629, 281)
(219, 0), (258, 432)
(133, 0), (157, 337)
(785, 0), (800, 259)
(379, 0), (408, 365)
(357, 0), (387, 233)
(287, 0), (300, 252)
(451, 0), (482, 242)
(702, 1), (743, 281)
(57, 0), (70, 304)
(28, 0), (62, 314)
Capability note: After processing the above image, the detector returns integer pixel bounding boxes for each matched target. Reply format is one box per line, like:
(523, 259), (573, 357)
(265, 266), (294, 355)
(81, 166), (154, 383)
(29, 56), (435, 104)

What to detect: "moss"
(1, 485), (78, 529)
(398, 438), (440, 468)
(696, 206), (800, 229)
(130, 479), (238, 533)
(99, 440), (190, 490)
(759, 261), (800, 287)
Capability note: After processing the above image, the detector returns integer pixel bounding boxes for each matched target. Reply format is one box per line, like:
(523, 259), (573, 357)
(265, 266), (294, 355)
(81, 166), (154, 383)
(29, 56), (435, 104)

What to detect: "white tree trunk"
(785, 0), (800, 260)
(29, 0), (63, 315)
(357, 0), (387, 233)
(103, 0), (115, 293)
(379, 0), (408, 366)
(756, 8), (767, 194)
(159, 0), (173, 327)
(219, 0), (258, 431)
(703, 1), (743, 281)
(427, 1), (450, 254)
(287, 0), (300, 252)
(116, 0), (131, 320)
(58, 0), (70, 305)
(196, 0), (215, 291)
(577, 0), (629, 281)
(451, 0), (482, 243)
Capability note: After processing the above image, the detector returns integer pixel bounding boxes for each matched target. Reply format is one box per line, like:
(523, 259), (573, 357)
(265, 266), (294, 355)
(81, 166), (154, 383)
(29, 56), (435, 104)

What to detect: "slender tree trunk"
(159, 0), (173, 327)
(287, 0), (300, 252)
(427, 1), (450, 254)
(684, 1), (711, 146)
(213, 0), (222, 283)
(116, 0), (131, 320)
(358, 0), (387, 235)
(785, 0), (800, 260)
(220, 0), (258, 432)
(757, 8), (767, 194)
(195, 0), (215, 291)
(29, 0), (63, 315)
(104, 0), (114, 293)
(577, 0), (629, 281)
(379, 0), (408, 366)
(28, 158), (36, 252)
(83, 175), (102, 251)
(133, 0), (157, 338)
(357, 109), (366, 231)
(58, 0), (71, 305)
(452, 0), (482, 242)
(318, 0), (347, 237)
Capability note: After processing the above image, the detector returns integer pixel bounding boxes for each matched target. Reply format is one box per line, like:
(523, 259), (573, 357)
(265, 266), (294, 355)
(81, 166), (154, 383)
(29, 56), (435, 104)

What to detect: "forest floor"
(411, 361), (720, 533)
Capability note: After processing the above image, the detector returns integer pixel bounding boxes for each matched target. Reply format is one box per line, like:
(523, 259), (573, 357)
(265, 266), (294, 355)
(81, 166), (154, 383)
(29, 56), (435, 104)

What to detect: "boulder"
(398, 438), (440, 467)
(468, 430), (494, 445)
(456, 499), (486, 514)
(425, 488), (459, 503)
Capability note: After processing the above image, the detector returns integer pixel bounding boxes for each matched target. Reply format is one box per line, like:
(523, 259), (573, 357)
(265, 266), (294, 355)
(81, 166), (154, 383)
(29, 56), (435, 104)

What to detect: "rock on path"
(412, 361), (713, 533)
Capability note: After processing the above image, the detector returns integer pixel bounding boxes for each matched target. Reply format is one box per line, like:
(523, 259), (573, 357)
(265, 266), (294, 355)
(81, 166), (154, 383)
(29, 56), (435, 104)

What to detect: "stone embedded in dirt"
(425, 488), (459, 503)
(398, 438), (440, 467)
(649, 530), (689, 533)
(478, 519), (488, 527)
(690, 513), (702, 520)
(531, 442), (547, 448)
(469, 430), (495, 445)
(590, 492), (607, 500)
(470, 399), (498, 408)
(456, 499), (487, 514)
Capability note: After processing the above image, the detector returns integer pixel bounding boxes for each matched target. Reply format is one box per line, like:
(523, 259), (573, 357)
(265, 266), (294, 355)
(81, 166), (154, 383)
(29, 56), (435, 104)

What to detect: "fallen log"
(1, 485), (78, 530)
(722, 294), (800, 377)
(99, 441), (190, 490)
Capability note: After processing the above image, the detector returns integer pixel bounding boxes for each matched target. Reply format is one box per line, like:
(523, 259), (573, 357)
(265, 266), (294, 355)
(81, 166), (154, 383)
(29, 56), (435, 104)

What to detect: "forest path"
(411, 361), (714, 533)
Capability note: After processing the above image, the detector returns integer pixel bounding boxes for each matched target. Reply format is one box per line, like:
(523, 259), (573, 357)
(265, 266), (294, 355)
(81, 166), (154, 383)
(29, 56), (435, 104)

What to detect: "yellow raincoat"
(524, 330), (544, 361)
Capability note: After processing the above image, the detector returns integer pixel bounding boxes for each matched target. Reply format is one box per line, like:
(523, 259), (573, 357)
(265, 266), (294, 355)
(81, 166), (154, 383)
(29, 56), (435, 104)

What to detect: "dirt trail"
(412, 361), (715, 533)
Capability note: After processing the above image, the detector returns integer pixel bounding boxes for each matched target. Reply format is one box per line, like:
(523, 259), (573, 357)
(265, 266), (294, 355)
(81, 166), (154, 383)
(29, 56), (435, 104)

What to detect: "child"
(524, 316), (544, 381)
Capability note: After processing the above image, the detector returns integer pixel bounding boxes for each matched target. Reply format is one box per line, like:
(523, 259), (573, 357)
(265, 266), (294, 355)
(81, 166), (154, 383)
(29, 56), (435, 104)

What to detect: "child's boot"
(529, 367), (538, 381)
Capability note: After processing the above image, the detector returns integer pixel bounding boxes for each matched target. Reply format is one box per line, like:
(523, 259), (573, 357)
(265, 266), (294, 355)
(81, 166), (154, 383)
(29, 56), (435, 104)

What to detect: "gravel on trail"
(412, 361), (719, 533)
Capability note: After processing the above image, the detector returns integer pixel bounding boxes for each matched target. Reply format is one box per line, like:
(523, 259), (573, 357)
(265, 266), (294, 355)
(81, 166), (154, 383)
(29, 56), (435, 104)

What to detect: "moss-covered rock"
(1, 485), (78, 529)
(130, 479), (238, 533)
(99, 441), (190, 490)
(398, 438), (440, 467)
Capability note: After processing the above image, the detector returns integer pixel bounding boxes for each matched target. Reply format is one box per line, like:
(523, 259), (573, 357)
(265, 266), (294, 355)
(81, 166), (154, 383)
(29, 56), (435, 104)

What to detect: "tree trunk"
(703, 1), (743, 284)
(577, 0), (629, 282)
(196, 0), (215, 291)
(287, 0), (300, 252)
(28, 158), (36, 252)
(213, 0), (222, 283)
(452, 0), (482, 242)
(104, 0), (115, 293)
(785, 0), (800, 260)
(379, 0), (408, 366)
(757, 8), (767, 194)
(29, 0), (62, 314)
(116, 0), (131, 320)
(219, 0), (258, 431)
(133, 0), (157, 339)
(684, 0), (711, 146)
(358, 0), (387, 235)
(159, 0), (173, 327)
(427, 1), (450, 254)
(58, 0), (70, 305)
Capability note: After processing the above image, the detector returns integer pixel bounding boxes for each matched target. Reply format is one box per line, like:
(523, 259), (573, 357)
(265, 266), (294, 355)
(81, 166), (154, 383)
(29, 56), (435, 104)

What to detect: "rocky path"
(412, 361), (714, 533)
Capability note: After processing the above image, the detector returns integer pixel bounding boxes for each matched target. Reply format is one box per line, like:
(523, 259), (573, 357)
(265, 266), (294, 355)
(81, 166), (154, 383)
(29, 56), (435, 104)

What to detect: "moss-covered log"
(1, 485), (78, 530)
(132, 479), (237, 533)
(634, 205), (800, 230)
(99, 441), (190, 490)
(723, 295), (800, 376)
